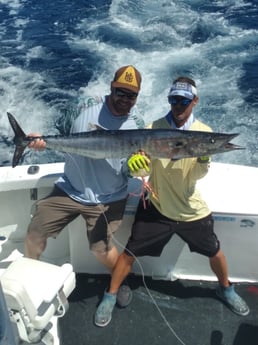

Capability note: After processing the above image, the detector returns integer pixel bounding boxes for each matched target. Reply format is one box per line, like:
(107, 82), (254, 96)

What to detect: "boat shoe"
(94, 285), (133, 327)
(116, 284), (133, 308)
(94, 291), (116, 327)
(216, 284), (250, 316)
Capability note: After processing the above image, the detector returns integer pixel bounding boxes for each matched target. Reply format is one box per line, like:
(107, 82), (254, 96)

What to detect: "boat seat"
(0, 257), (76, 344)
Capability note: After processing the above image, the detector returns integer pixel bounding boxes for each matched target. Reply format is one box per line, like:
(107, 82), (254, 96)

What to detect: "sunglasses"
(115, 88), (138, 100)
(168, 97), (192, 106)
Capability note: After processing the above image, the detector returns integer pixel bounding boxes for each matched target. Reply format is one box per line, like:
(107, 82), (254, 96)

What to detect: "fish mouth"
(224, 142), (244, 150)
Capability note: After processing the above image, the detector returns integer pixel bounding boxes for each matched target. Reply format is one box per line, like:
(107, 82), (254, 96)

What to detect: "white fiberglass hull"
(0, 162), (257, 282)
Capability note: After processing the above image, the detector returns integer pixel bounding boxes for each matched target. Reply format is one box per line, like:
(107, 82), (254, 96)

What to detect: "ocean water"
(0, 0), (257, 167)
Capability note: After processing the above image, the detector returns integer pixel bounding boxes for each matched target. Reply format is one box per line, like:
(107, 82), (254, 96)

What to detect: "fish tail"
(7, 112), (28, 168)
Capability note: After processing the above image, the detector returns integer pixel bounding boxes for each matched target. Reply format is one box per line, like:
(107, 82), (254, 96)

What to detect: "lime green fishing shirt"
(149, 117), (212, 222)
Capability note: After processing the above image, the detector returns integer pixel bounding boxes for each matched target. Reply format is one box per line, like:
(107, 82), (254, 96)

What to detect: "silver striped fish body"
(43, 129), (240, 160)
(7, 112), (244, 167)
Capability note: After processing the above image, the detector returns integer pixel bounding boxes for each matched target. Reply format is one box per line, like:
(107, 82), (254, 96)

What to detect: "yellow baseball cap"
(111, 65), (141, 93)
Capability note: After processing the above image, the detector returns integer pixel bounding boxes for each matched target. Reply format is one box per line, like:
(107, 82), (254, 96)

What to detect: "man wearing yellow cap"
(24, 65), (143, 309)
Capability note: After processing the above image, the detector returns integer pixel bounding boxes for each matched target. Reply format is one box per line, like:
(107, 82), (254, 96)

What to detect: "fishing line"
(101, 208), (187, 345)
(68, 153), (186, 345)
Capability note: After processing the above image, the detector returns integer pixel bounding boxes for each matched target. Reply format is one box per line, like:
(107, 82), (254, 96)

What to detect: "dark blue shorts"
(125, 200), (220, 258)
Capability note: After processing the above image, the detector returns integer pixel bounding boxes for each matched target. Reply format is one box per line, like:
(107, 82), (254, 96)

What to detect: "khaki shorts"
(28, 186), (127, 253)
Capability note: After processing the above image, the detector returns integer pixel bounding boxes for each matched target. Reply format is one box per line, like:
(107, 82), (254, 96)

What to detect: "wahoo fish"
(7, 112), (244, 168)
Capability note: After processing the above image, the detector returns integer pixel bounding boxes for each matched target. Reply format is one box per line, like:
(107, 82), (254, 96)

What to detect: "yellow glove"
(197, 156), (210, 163)
(128, 151), (151, 177)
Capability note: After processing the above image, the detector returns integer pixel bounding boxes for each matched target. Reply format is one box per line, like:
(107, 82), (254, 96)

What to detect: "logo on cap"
(117, 66), (138, 88)
(168, 82), (197, 100)
(112, 65), (141, 93)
